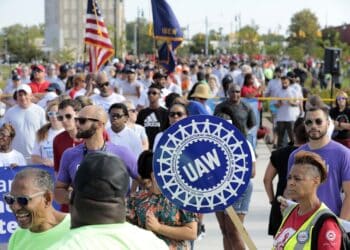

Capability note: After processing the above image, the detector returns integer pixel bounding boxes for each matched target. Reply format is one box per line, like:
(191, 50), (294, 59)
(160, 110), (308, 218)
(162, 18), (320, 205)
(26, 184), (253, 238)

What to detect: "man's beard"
(308, 129), (327, 141)
(76, 123), (97, 139)
(0, 144), (10, 152)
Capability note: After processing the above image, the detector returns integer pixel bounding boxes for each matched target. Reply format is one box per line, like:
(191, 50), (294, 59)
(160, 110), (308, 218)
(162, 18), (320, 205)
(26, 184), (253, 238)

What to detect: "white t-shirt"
(119, 80), (143, 106)
(0, 150), (26, 167)
(90, 93), (126, 113)
(107, 127), (143, 157)
(37, 92), (58, 109)
(4, 104), (46, 161)
(32, 127), (64, 161)
(275, 88), (299, 122)
(128, 124), (148, 145)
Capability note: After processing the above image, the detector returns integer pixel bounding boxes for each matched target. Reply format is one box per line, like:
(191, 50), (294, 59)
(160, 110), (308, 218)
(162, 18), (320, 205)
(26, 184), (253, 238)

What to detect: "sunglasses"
(147, 91), (159, 96)
(169, 111), (185, 118)
(57, 113), (74, 121)
(47, 111), (59, 117)
(3, 191), (45, 206)
(97, 82), (109, 88)
(229, 90), (241, 93)
(305, 118), (323, 127)
(75, 117), (100, 125)
(109, 113), (125, 119)
(337, 97), (347, 101)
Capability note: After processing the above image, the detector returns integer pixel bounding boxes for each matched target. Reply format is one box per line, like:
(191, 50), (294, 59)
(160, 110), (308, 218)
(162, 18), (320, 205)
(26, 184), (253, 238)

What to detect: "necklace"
(83, 141), (106, 156)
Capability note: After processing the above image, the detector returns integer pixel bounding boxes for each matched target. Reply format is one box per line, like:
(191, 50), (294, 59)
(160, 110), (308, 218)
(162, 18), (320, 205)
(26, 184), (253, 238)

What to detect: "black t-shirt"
(268, 145), (298, 236)
(329, 107), (350, 139)
(270, 145), (298, 197)
(136, 107), (169, 150)
(214, 100), (256, 136)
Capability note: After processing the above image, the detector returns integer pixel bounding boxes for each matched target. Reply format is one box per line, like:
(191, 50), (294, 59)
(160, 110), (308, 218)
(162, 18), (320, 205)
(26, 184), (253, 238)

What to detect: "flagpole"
(83, 44), (87, 73)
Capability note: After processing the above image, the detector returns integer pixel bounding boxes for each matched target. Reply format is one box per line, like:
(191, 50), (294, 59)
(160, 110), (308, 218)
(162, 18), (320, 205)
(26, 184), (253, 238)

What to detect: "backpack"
(311, 212), (350, 250)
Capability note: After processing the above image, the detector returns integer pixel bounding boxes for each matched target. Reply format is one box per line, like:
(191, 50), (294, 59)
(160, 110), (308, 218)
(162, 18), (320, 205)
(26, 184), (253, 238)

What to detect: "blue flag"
(158, 42), (176, 73)
(151, 0), (183, 48)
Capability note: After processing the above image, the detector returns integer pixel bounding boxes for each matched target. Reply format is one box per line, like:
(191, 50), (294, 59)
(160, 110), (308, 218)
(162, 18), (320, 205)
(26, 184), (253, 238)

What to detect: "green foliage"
(189, 33), (206, 54)
(287, 9), (321, 54)
(125, 18), (154, 55)
(237, 25), (260, 56)
(50, 48), (75, 63)
(285, 46), (305, 62)
(0, 24), (45, 62)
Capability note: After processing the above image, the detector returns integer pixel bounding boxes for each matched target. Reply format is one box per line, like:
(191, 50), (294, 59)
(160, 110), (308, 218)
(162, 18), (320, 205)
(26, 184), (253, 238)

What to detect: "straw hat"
(191, 84), (213, 99)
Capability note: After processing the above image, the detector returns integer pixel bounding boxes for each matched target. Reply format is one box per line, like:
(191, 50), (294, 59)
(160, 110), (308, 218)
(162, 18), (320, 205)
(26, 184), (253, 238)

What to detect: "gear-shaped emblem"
(153, 115), (252, 213)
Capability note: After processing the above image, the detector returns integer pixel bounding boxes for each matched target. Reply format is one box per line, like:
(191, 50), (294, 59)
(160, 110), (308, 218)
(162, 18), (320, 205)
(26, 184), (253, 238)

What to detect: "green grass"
(0, 64), (11, 89)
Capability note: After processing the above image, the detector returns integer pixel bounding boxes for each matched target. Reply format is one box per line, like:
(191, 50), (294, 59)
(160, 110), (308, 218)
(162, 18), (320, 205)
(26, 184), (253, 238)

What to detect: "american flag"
(85, 0), (114, 72)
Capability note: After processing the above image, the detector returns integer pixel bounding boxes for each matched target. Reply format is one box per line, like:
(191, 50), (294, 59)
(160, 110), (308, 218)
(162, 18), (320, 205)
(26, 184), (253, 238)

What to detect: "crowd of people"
(0, 56), (350, 249)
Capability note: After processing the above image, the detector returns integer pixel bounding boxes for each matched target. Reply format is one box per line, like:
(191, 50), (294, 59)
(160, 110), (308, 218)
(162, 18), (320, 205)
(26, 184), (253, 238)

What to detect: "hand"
(146, 210), (161, 233)
(277, 196), (289, 212)
(43, 159), (54, 167)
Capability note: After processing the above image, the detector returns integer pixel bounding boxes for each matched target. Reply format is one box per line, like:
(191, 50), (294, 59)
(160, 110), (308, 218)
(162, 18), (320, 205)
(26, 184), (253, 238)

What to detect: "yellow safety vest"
(273, 203), (332, 250)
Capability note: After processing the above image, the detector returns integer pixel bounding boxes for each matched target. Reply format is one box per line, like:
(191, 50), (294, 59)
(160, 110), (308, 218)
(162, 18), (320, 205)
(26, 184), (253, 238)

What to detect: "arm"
(146, 211), (197, 241)
(317, 217), (342, 249)
(31, 154), (54, 167)
(334, 120), (350, 131)
(340, 181), (350, 220)
(54, 181), (71, 204)
(263, 162), (278, 203)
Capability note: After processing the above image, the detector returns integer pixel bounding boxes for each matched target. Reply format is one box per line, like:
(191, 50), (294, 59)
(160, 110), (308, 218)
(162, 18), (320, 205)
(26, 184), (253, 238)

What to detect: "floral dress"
(127, 190), (198, 250)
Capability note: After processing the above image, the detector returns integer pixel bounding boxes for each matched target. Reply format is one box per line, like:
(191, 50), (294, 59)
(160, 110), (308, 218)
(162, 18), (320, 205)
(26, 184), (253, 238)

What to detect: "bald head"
(79, 105), (108, 124)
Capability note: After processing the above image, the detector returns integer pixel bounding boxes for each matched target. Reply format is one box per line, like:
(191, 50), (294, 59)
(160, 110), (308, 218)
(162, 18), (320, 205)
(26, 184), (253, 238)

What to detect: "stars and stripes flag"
(85, 0), (114, 72)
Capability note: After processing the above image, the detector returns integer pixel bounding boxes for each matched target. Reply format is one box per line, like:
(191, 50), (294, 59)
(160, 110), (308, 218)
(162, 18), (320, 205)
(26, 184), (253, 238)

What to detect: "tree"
(125, 18), (154, 55)
(287, 9), (321, 55)
(237, 25), (260, 56)
(189, 33), (206, 54)
(0, 24), (44, 62)
(260, 33), (285, 57)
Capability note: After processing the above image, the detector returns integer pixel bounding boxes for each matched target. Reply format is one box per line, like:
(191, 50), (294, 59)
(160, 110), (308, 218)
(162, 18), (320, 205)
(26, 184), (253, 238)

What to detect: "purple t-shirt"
(287, 140), (350, 215)
(57, 142), (138, 186)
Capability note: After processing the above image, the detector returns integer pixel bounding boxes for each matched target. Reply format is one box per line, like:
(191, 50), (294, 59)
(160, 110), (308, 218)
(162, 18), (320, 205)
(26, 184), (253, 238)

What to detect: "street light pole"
(114, 0), (117, 57)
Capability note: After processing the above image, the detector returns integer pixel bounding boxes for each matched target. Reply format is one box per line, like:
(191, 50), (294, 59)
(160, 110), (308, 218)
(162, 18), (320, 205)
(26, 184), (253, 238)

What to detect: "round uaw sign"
(153, 115), (252, 213)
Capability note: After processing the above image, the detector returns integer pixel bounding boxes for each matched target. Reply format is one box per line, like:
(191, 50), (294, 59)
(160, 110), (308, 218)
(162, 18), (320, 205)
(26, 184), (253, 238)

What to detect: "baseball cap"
(286, 71), (296, 79)
(33, 64), (46, 72)
(74, 152), (129, 201)
(153, 72), (166, 80)
(12, 74), (20, 81)
(46, 83), (62, 95)
(16, 84), (32, 94)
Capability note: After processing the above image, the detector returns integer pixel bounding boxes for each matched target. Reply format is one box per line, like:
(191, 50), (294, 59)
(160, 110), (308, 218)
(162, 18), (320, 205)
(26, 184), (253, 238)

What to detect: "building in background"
(45, 0), (125, 60)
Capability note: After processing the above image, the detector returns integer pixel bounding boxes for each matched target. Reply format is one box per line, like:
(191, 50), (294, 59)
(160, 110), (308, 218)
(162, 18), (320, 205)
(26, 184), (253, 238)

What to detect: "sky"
(0, 0), (348, 37)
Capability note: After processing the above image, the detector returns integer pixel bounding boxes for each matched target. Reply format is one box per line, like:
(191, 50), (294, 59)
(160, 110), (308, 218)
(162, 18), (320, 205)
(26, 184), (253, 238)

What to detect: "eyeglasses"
(3, 191), (45, 206)
(169, 111), (185, 118)
(147, 91), (159, 96)
(75, 117), (100, 125)
(337, 97), (347, 101)
(47, 111), (59, 117)
(128, 109), (137, 113)
(305, 118), (323, 127)
(109, 113), (125, 119)
(57, 113), (74, 121)
(97, 82), (109, 88)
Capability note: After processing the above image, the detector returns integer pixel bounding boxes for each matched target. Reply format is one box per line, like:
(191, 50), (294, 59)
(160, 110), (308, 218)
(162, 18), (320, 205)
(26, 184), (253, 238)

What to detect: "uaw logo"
(153, 115), (252, 213)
